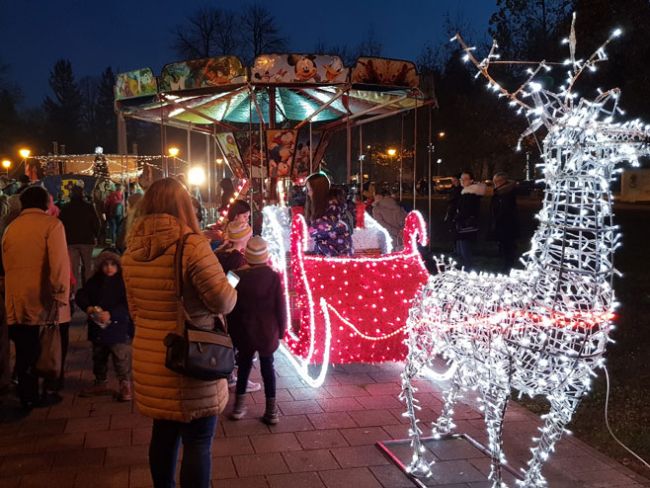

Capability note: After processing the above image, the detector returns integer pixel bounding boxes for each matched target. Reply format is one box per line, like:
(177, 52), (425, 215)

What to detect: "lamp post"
(18, 148), (30, 177)
(2, 159), (12, 176)
(387, 148), (398, 198)
(168, 146), (180, 177)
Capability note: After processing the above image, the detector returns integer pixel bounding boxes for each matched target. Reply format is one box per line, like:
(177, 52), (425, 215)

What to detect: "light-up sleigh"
(262, 206), (430, 386)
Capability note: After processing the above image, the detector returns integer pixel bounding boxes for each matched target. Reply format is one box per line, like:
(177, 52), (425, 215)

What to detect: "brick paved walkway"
(0, 319), (648, 487)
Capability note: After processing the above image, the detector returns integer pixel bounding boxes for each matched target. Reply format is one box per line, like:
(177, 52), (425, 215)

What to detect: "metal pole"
(427, 106), (432, 241)
(399, 115), (404, 201)
(359, 126), (363, 192)
(413, 102), (418, 210)
(205, 133), (211, 219)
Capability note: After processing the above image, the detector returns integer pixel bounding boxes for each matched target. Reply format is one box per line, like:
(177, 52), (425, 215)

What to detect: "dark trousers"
(149, 415), (217, 488)
(92, 342), (131, 382)
(236, 352), (276, 398)
(455, 239), (474, 270)
(498, 238), (517, 272)
(0, 321), (10, 391)
(8, 325), (41, 405)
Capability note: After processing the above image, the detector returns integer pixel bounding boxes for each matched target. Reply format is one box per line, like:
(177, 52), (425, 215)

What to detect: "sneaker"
(79, 381), (112, 398)
(228, 379), (261, 393)
(117, 381), (132, 402)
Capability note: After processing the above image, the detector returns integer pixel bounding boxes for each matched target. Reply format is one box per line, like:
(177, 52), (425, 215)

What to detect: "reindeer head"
(453, 13), (650, 178)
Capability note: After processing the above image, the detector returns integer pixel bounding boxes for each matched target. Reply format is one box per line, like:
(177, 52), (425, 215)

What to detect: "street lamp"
(2, 159), (12, 176)
(188, 166), (206, 186)
(19, 148), (31, 159)
(168, 146), (180, 176)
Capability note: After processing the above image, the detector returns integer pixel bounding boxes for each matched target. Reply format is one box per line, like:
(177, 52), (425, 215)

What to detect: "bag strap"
(174, 233), (192, 336)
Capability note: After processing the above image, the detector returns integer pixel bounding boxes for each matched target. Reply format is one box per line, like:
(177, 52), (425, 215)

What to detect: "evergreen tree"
(43, 59), (83, 152)
(95, 67), (117, 152)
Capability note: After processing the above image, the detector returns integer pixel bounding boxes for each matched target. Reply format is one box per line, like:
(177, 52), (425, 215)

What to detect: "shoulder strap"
(174, 233), (191, 336)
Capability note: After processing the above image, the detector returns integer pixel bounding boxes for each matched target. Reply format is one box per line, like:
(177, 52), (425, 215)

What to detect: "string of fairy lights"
(400, 14), (650, 488)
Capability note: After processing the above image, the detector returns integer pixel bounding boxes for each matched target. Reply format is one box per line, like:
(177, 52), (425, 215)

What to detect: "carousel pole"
(186, 123), (192, 175)
(205, 132), (211, 221)
(359, 126), (363, 194)
(412, 101), (418, 210)
(160, 100), (167, 177)
(427, 105), (433, 243)
(399, 114), (404, 201)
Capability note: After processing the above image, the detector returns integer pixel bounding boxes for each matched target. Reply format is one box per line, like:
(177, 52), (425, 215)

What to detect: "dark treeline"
(1, 0), (649, 179)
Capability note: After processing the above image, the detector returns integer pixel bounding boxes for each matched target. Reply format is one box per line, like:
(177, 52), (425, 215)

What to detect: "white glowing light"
(187, 166), (206, 186)
(401, 16), (650, 488)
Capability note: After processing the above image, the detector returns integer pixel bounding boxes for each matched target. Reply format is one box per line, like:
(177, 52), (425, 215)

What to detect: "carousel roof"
(115, 54), (436, 132)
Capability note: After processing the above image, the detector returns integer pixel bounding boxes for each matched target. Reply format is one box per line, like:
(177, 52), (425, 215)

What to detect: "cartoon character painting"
(288, 55), (320, 82)
(352, 58), (419, 87)
(267, 130), (296, 178)
(324, 57), (345, 83)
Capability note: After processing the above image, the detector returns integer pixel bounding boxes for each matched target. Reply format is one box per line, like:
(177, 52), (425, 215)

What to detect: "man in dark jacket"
(490, 172), (520, 272)
(59, 186), (100, 292)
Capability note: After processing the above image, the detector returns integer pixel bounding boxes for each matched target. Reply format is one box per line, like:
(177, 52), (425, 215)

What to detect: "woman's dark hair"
(19, 186), (49, 211)
(305, 173), (330, 223)
(329, 186), (346, 207)
(461, 170), (474, 180)
(219, 178), (235, 208)
(227, 199), (251, 221)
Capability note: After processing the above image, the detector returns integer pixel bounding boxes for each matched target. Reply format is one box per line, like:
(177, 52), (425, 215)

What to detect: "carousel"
(114, 53), (436, 385)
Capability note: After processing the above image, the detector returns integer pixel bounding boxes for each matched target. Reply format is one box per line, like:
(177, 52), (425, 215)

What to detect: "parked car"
(433, 177), (455, 193)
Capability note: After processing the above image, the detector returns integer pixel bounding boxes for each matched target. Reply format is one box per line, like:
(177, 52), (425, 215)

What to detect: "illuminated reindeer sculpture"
(400, 16), (650, 488)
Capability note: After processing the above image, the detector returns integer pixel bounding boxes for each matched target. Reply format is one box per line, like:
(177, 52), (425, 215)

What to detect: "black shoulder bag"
(164, 233), (235, 381)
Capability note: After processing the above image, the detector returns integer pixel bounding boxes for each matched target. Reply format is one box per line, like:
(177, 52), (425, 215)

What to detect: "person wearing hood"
(121, 178), (237, 488)
(490, 172), (520, 272)
(453, 171), (486, 270)
(372, 189), (407, 249)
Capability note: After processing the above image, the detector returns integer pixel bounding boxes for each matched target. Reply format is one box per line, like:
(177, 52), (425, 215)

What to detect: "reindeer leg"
(432, 371), (462, 437)
(481, 384), (510, 488)
(519, 389), (581, 488)
(399, 343), (432, 477)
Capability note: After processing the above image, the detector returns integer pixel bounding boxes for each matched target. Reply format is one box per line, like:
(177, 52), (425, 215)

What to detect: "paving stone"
(349, 409), (402, 427)
(222, 418), (271, 437)
(213, 436), (255, 457)
(425, 437), (486, 461)
(232, 452), (289, 477)
(289, 387), (332, 401)
(251, 389), (293, 403)
(308, 412), (357, 430)
(85, 428), (131, 448)
(65, 415), (110, 433)
(129, 463), (153, 487)
(277, 399), (323, 416)
(212, 456), (237, 479)
(296, 429), (349, 450)
(427, 459), (488, 485)
(74, 466), (130, 488)
(0, 475), (21, 488)
(267, 414), (314, 434)
(20, 418), (67, 436)
(19, 471), (77, 488)
(267, 471), (327, 488)
(330, 373), (375, 385)
(331, 445), (391, 468)
(364, 383), (402, 396)
(358, 395), (405, 410)
(283, 449), (339, 472)
(317, 397), (367, 412)
(319, 467), (383, 487)
(325, 385), (371, 398)
(212, 476), (269, 487)
(250, 433), (302, 453)
(340, 427), (391, 446)
(52, 447), (106, 469)
(104, 444), (149, 467)
(109, 413), (151, 430)
(368, 464), (419, 488)
(0, 452), (53, 476)
(132, 426), (153, 445)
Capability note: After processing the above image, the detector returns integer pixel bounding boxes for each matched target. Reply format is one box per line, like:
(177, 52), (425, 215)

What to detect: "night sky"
(0, 0), (496, 107)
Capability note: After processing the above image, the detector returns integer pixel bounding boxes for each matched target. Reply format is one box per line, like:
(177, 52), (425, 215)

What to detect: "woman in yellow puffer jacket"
(122, 178), (237, 488)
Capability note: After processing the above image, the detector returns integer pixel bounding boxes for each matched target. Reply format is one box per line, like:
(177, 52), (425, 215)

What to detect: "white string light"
(402, 15), (650, 488)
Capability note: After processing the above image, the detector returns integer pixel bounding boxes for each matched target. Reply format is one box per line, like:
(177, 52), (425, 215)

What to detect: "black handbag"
(164, 233), (235, 381)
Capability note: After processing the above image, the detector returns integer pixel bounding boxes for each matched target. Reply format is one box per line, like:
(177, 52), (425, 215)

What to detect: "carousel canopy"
(115, 54), (436, 132)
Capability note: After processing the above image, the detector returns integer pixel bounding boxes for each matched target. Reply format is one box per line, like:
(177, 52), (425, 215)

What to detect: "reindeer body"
(401, 23), (649, 487)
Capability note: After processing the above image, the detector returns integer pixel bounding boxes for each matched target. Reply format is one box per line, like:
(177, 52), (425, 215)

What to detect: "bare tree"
(172, 6), (238, 59)
(239, 4), (287, 63)
(313, 40), (354, 65)
(352, 25), (383, 60)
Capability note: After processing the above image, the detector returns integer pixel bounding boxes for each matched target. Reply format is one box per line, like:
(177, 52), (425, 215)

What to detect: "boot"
(117, 380), (132, 402)
(262, 397), (279, 425)
(230, 394), (247, 420)
(79, 379), (111, 398)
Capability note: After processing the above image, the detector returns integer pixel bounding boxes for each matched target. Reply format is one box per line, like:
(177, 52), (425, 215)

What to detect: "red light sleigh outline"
(263, 207), (430, 387)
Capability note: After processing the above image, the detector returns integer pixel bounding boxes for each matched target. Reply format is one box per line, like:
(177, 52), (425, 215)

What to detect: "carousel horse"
(401, 22), (650, 488)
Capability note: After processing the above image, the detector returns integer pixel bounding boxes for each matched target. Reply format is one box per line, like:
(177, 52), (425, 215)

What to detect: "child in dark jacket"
(229, 237), (287, 425)
(76, 249), (133, 401)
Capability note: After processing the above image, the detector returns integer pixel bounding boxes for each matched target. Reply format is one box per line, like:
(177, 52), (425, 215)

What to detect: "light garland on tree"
(400, 14), (650, 488)
(262, 205), (429, 387)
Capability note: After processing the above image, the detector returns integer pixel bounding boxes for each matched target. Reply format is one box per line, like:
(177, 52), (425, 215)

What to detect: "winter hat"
(245, 236), (269, 265)
(226, 221), (253, 244)
(94, 248), (122, 273)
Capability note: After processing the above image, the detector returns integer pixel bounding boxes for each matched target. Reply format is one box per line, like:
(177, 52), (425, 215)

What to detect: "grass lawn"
(417, 195), (650, 478)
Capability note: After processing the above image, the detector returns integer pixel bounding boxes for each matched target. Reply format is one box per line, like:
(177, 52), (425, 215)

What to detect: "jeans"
(92, 342), (131, 382)
(107, 217), (122, 244)
(236, 353), (276, 398)
(455, 239), (474, 270)
(68, 244), (95, 292)
(149, 415), (217, 488)
(8, 325), (41, 405)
